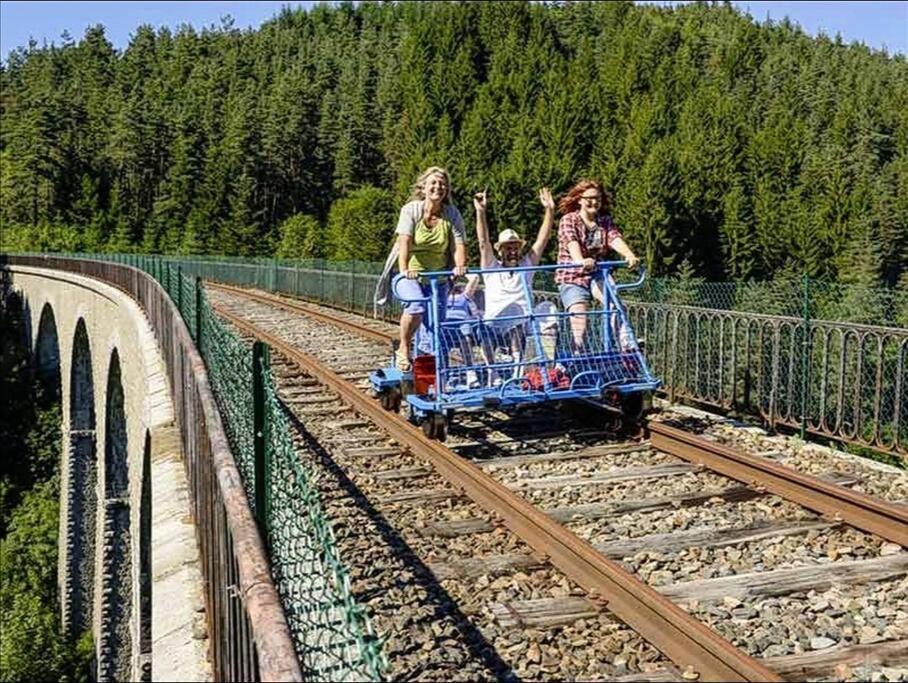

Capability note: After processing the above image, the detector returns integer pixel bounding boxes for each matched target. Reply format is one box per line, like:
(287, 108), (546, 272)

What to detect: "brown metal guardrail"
(2, 255), (302, 682)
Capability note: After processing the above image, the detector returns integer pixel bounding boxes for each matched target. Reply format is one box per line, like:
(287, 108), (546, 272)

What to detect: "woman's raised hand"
(473, 189), (487, 212)
(539, 187), (554, 210)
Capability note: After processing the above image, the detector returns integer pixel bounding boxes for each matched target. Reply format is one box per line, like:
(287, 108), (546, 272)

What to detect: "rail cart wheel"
(380, 387), (402, 412)
(619, 392), (645, 430)
(421, 413), (447, 442)
(435, 414), (448, 442)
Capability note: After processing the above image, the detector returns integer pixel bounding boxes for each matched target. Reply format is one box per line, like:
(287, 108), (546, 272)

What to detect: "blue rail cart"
(370, 261), (661, 440)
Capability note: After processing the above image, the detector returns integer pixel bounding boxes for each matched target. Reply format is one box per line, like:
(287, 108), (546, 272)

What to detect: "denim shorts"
(395, 277), (448, 319)
(558, 273), (604, 311)
(558, 283), (592, 310)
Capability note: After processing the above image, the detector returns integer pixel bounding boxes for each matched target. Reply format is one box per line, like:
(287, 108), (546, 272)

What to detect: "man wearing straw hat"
(473, 188), (555, 380)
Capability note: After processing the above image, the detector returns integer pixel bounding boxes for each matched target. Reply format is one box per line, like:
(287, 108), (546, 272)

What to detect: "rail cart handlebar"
(392, 260), (646, 302)
(614, 265), (647, 291)
(416, 260), (632, 278)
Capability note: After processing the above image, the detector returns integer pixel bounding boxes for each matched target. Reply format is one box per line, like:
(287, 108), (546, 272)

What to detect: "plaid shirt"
(555, 211), (623, 287)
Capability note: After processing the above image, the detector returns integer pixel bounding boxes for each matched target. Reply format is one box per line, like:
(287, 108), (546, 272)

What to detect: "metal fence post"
(177, 265), (184, 315)
(319, 259), (325, 303)
(252, 341), (271, 541)
(350, 260), (356, 310)
(800, 274), (811, 439)
(195, 276), (203, 351)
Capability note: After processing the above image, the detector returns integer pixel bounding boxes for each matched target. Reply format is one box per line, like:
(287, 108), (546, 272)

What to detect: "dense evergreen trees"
(0, 292), (92, 680)
(1, 1), (905, 288)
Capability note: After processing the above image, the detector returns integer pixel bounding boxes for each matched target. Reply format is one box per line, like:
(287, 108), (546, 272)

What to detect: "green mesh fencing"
(28, 252), (387, 680)
(152, 254), (906, 460)
(259, 357), (384, 680)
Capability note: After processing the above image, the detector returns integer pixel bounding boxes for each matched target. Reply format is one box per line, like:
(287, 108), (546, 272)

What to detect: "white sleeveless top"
(484, 255), (534, 325)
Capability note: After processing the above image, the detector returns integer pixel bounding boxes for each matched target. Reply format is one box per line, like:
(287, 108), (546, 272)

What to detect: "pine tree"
(326, 185), (396, 262)
(276, 213), (322, 260)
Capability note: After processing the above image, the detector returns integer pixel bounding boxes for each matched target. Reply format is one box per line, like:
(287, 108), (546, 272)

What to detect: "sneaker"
(465, 369), (480, 388)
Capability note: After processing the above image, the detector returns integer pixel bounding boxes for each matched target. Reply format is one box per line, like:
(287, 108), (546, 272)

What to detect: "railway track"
(206, 281), (908, 682)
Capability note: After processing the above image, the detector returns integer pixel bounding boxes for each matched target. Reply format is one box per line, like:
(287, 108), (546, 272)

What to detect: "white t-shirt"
(484, 255), (534, 328)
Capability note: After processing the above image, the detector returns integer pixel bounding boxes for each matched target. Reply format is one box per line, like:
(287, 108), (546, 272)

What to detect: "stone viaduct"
(6, 264), (210, 682)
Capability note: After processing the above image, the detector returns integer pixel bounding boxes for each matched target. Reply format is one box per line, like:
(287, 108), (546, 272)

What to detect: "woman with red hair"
(555, 180), (639, 351)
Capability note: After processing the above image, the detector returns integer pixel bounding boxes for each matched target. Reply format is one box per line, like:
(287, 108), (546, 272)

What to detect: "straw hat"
(494, 229), (526, 251)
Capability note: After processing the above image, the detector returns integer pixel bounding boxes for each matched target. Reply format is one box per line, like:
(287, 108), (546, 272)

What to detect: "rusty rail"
(212, 302), (780, 683)
(649, 422), (908, 546)
(3, 255), (302, 682)
(210, 282), (908, 547)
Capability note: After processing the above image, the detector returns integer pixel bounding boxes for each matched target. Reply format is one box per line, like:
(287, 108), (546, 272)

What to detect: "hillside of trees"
(1, 1), (906, 290)
(0, 291), (93, 680)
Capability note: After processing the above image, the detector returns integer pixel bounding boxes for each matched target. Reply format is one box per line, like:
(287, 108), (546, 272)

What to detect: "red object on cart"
(523, 366), (570, 391)
(413, 355), (436, 395)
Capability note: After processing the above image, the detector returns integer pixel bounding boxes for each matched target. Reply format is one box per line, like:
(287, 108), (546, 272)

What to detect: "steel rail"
(206, 281), (394, 344)
(212, 303), (780, 683)
(649, 422), (908, 546)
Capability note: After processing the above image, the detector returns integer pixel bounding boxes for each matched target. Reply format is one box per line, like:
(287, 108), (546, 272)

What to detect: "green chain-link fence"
(40, 252), (387, 680)
(140, 254), (906, 462)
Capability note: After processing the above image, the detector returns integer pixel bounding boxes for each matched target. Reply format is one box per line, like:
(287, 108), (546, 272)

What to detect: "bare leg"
(568, 302), (588, 351)
(509, 326), (527, 377)
(398, 311), (422, 367)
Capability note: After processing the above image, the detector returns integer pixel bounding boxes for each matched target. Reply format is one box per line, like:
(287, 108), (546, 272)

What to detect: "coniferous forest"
(1, 1), (906, 290)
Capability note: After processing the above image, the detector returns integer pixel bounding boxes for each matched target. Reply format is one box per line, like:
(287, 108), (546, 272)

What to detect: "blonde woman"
(375, 166), (468, 371)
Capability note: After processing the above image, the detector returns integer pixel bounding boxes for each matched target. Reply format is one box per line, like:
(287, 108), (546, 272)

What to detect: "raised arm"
(473, 189), (496, 268)
(528, 187), (555, 265)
